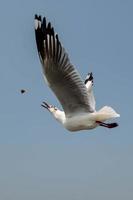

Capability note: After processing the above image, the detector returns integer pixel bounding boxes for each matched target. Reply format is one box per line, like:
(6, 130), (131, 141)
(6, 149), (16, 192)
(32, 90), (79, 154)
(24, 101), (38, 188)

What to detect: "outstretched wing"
(35, 15), (94, 117)
(84, 72), (96, 111)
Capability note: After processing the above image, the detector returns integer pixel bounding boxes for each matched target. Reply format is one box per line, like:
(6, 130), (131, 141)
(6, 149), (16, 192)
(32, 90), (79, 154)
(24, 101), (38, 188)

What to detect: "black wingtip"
(47, 22), (51, 29)
(51, 27), (54, 35)
(35, 14), (38, 19)
(85, 72), (93, 84)
(56, 34), (59, 42)
(34, 14), (60, 62)
(35, 14), (41, 20)
(88, 72), (93, 81)
(38, 15), (41, 20)
(43, 17), (46, 25)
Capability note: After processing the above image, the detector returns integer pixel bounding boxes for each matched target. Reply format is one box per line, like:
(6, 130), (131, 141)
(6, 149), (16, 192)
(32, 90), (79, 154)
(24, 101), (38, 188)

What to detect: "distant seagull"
(20, 89), (26, 94)
(34, 15), (120, 131)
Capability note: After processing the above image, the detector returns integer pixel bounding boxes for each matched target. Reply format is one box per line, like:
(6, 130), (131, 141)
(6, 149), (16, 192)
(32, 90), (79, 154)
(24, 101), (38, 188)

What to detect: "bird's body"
(35, 15), (120, 132)
(64, 113), (98, 131)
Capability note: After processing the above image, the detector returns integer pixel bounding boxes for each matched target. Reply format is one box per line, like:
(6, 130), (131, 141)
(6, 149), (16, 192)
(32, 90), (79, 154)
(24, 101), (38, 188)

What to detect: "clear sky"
(0, 0), (133, 199)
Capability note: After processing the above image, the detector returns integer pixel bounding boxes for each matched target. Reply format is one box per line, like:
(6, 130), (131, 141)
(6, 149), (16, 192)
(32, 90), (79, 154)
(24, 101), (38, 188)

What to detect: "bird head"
(41, 101), (65, 124)
(41, 101), (58, 113)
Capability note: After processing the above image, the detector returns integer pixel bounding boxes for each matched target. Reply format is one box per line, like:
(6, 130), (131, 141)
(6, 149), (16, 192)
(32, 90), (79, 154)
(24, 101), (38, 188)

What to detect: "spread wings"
(35, 15), (94, 117)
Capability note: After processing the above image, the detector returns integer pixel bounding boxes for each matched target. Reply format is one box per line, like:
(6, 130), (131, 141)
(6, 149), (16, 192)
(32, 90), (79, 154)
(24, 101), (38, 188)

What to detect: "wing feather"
(35, 15), (94, 117)
(85, 73), (96, 111)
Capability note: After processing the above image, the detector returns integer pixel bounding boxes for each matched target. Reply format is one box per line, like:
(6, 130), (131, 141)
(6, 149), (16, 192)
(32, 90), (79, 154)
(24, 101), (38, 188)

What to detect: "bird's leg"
(96, 121), (118, 128)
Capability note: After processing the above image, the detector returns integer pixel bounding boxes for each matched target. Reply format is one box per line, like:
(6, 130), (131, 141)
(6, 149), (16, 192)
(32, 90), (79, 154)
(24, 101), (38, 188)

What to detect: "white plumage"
(34, 15), (120, 131)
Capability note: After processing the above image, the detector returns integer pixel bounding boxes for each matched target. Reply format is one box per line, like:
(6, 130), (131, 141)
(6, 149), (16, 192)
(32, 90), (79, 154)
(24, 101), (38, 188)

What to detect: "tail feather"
(95, 106), (120, 122)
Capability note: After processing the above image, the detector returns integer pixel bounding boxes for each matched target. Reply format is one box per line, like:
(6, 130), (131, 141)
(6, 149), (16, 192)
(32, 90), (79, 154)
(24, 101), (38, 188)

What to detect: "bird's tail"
(95, 106), (120, 122)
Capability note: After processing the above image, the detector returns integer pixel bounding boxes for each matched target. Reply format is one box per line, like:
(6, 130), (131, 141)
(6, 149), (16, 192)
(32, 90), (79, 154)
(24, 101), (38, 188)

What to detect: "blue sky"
(0, 0), (133, 199)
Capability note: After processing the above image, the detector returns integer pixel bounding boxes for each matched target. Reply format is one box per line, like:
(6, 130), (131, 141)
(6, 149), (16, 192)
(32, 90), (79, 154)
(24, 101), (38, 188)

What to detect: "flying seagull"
(34, 15), (120, 131)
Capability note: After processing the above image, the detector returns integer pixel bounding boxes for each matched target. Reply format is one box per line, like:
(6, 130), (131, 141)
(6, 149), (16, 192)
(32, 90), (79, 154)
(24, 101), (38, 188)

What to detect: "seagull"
(20, 89), (26, 94)
(34, 15), (120, 131)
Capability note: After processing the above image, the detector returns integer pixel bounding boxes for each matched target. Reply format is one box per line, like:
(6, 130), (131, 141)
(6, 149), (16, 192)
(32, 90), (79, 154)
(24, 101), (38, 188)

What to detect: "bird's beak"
(41, 101), (51, 110)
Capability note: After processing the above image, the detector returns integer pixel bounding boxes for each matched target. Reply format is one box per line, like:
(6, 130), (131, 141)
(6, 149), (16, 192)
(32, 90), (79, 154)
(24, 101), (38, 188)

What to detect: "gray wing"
(35, 15), (94, 117)
(84, 73), (96, 111)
